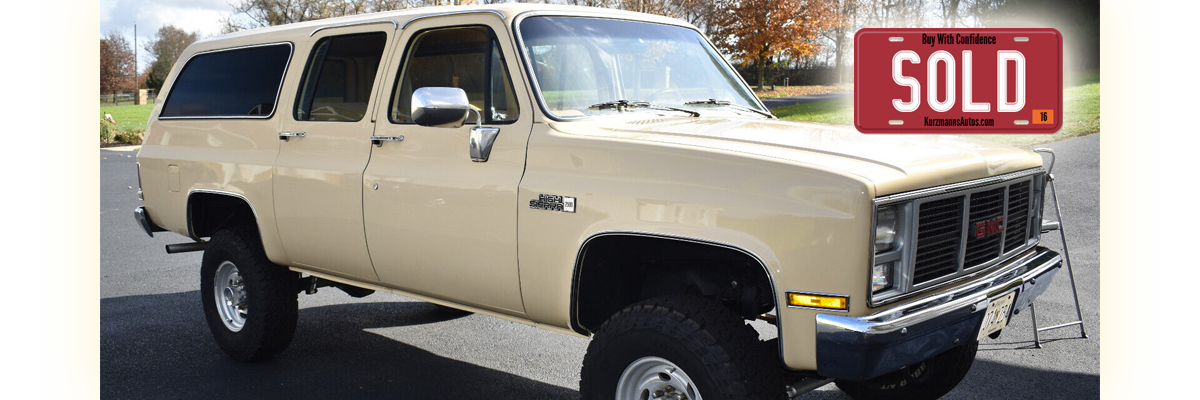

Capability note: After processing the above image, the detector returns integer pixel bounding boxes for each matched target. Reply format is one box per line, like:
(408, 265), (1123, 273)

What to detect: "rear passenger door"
(273, 24), (396, 281)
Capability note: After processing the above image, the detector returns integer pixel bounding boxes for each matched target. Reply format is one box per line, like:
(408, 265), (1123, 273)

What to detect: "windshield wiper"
(684, 99), (774, 118)
(588, 100), (700, 117)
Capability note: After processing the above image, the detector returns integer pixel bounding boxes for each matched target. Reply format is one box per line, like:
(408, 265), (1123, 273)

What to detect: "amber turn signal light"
(787, 292), (849, 311)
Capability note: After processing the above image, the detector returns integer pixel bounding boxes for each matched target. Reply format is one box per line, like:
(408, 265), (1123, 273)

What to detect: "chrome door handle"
(279, 131), (306, 141)
(371, 135), (404, 147)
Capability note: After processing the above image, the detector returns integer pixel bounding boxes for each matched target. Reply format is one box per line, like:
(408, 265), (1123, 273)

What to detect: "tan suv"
(133, 4), (1063, 399)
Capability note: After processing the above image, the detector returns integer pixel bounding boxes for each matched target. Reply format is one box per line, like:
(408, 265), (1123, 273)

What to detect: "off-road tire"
(835, 341), (979, 400)
(200, 226), (299, 361)
(580, 295), (785, 400)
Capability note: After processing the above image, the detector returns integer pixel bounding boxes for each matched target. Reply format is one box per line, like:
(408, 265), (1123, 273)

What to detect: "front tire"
(580, 295), (784, 400)
(835, 341), (978, 400)
(200, 227), (298, 361)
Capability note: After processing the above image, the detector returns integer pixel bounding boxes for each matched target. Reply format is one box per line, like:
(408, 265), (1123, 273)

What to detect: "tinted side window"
(161, 44), (291, 118)
(294, 33), (388, 122)
(391, 26), (519, 124)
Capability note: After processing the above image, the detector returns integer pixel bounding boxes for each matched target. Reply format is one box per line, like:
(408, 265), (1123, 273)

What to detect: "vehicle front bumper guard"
(815, 246), (1062, 381)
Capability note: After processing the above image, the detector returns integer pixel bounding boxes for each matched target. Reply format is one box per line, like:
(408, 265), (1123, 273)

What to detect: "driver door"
(362, 17), (533, 315)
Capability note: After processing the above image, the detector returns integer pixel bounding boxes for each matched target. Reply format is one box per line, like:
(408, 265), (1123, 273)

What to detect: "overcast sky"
(100, 0), (229, 70)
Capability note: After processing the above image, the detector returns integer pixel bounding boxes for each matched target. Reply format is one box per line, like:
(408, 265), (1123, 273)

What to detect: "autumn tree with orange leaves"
(711, 0), (836, 89)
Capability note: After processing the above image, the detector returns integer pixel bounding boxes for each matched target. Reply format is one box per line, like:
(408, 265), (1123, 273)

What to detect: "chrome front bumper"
(814, 247), (1062, 380)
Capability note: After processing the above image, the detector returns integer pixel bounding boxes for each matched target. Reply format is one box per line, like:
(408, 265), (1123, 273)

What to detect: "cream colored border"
(1099, 0), (1156, 396)
(44, 1), (1152, 396)
(40, 0), (99, 396)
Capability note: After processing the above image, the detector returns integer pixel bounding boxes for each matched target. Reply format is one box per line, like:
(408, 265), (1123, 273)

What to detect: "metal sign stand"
(1028, 148), (1088, 348)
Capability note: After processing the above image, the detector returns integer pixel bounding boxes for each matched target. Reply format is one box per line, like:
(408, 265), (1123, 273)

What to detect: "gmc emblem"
(974, 217), (1005, 239)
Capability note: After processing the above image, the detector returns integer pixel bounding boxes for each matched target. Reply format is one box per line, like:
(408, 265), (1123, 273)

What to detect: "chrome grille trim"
(874, 168), (1046, 204)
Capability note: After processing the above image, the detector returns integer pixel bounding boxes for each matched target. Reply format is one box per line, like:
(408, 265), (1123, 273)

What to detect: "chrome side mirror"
(410, 87), (501, 162)
(411, 87), (470, 128)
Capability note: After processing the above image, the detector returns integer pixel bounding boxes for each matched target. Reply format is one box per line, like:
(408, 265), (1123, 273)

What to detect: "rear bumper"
(134, 206), (166, 237)
(814, 247), (1061, 380)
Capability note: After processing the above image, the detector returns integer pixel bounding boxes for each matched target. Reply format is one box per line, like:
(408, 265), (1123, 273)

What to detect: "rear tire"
(835, 341), (978, 400)
(200, 227), (298, 361)
(580, 295), (785, 400)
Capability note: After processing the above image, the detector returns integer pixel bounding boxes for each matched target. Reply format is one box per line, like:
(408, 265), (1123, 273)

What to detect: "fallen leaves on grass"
(754, 83), (853, 99)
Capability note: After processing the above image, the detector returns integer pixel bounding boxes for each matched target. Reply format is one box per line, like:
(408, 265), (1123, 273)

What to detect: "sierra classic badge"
(530, 194), (576, 213)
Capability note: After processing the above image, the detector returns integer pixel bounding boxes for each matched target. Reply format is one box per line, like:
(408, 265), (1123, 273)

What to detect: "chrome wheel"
(214, 261), (247, 332)
(617, 356), (702, 400)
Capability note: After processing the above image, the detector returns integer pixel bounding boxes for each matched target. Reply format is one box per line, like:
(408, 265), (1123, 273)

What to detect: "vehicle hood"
(547, 115), (1044, 196)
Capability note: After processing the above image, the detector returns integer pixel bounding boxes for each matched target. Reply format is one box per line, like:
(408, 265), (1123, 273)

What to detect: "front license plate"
(977, 290), (1018, 341)
(854, 28), (1062, 134)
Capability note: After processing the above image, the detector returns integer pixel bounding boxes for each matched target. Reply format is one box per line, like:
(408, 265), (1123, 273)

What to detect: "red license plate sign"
(854, 28), (1062, 134)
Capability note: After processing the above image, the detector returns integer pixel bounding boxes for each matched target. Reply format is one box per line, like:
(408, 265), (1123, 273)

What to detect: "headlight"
(871, 204), (906, 302)
(874, 206), (897, 253)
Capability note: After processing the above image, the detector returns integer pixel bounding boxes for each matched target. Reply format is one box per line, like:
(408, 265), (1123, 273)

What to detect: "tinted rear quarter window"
(160, 43), (292, 118)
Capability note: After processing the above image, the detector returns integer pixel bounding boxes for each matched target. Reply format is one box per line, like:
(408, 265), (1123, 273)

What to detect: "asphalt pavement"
(100, 133), (1099, 399)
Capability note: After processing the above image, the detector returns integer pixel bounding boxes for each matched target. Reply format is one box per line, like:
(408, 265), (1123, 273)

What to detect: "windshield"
(517, 16), (763, 118)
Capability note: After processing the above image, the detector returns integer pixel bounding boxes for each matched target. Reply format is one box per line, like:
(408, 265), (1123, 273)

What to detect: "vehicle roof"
(191, 4), (692, 51)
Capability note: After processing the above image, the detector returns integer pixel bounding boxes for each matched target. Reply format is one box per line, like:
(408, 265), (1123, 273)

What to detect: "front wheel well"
(572, 234), (777, 334)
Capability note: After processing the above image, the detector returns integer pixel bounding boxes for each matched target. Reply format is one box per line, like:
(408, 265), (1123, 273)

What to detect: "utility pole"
(133, 23), (138, 103)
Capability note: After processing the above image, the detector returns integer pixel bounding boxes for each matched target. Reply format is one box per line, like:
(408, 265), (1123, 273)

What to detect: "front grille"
(910, 177), (1036, 286)
(1003, 182), (1031, 252)
(964, 187), (1005, 267)
(912, 197), (963, 284)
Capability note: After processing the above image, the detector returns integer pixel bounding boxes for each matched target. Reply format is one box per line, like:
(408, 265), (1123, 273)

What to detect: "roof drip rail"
(310, 19), (399, 36)
(401, 10), (506, 29)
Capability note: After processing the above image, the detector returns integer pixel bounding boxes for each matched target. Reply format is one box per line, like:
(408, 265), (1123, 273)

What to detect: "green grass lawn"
(101, 103), (154, 134)
(770, 77), (1101, 148)
(963, 82), (1099, 147)
(769, 97), (855, 125)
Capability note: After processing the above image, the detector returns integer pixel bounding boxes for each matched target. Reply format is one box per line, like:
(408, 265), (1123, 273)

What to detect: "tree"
(219, 0), (477, 32)
(970, 0), (1099, 70)
(567, 0), (619, 7)
(669, 0), (718, 33)
(619, 0), (671, 15)
(822, 0), (857, 83)
(940, 0), (963, 27)
(139, 68), (151, 90)
(143, 25), (200, 90)
(100, 32), (136, 96)
(711, 0), (837, 89)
